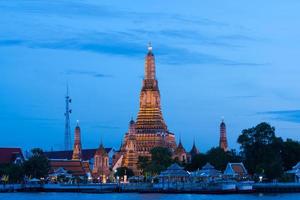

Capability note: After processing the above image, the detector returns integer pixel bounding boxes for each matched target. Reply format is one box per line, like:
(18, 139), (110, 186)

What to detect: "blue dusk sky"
(1, 0), (300, 152)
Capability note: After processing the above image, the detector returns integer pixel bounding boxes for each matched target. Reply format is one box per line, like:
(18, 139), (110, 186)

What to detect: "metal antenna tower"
(64, 84), (72, 150)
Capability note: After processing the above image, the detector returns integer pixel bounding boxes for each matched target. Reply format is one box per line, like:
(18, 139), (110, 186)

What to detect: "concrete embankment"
(0, 184), (22, 192)
(2, 182), (300, 194)
(36, 183), (119, 193)
(254, 183), (300, 193)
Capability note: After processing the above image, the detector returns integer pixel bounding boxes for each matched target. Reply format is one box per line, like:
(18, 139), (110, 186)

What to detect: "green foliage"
(0, 164), (24, 183)
(137, 147), (173, 176)
(137, 156), (150, 172)
(114, 167), (134, 178)
(206, 147), (229, 170)
(24, 148), (50, 179)
(185, 147), (241, 172)
(237, 122), (283, 180)
(150, 147), (173, 167)
(185, 153), (207, 171)
(206, 148), (241, 171)
(281, 138), (300, 170)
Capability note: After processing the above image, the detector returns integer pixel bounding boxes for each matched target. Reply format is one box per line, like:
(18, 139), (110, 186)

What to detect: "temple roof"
(202, 162), (215, 170)
(189, 140), (199, 156)
(159, 163), (190, 177)
(49, 160), (88, 177)
(45, 148), (113, 161)
(224, 162), (248, 176)
(174, 139), (186, 154)
(0, 148), (24, 164)
(191, 162), (221, 177)
(95, 143), (108, 156)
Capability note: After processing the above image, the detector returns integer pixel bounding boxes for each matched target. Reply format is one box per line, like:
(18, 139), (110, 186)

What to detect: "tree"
(237, 122), (283, 180)
(115, 167), (134, 178)
(148, 147), (173, 175)
(281, 138), (300, 170)
(137, 147), (173, 176)
(205, 147), (242, 171)
(24, 148), (50, 179)
(137, 156), (150, 174)
(0, 164), (24, 183)
(151, 147), (173, 167)
(185, 153), (207, 171)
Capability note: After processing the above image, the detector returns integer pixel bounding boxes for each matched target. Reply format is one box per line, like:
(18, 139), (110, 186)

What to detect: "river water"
(0, 193), (300, 200)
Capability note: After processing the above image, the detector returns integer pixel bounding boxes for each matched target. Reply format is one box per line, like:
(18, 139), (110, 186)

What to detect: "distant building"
(72, 121), (82, 160)
(223, 162), (248, 180)
(219, 119), (229, 151)
(191, 162), (222, 182)
(157, 163), (190, 188)
(92, 143), (110, 181)
(286, 162), (300, 182)
(45, 122), (115, 182)
(49, 159), (91, 181)
(0, 148), (24, 165)
(173, 139), (187, 163)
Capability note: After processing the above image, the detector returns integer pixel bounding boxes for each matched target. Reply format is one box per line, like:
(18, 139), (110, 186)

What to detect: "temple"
(72, 120), (82, 160)
(92, 142), (110, 182)
(219, 119), (229, 151)
(114, 44), (177, 174)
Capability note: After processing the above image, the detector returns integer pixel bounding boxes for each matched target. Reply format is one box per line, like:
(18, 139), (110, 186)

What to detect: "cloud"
(227, 95), (258, 99)
(258, 110), (300, 123)
(0, 0), (264, 67)
(92, 124), (121, 130)
(65, 70), (112, 78)
(0, 39), (23, 46)
(0, 36), (264, 67)
(0, 1), (227, 28)
(0, 116), (59, 122)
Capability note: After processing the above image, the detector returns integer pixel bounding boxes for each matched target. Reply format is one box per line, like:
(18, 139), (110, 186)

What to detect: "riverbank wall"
(254, 183), (300, 193)
(2, 182), (300, 194)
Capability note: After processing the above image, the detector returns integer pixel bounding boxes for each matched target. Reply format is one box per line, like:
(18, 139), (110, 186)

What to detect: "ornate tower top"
(72, 120), (82, 160)
(144, 42), (156, 80)
(148, 42), (152, 52)
(219, 119), (228, 151)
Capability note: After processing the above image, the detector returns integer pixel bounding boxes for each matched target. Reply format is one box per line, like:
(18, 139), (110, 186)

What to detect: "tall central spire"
(135, 43), (168, 134)
(115, 43), (177, 175)
(145, 42), (156, 80)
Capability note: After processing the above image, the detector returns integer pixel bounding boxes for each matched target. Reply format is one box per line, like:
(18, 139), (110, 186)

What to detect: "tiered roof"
(49, 160), (88, 177)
